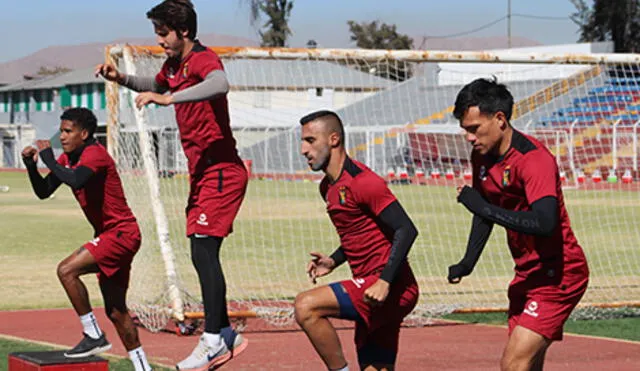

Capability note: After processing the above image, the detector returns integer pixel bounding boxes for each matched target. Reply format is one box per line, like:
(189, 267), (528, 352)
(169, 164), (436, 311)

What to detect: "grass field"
(0, 337), (172, 371)
(1, 170), (639, 337)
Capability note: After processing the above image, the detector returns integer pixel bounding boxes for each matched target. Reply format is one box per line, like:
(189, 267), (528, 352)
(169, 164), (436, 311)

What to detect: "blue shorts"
(329, 282), (398, 365)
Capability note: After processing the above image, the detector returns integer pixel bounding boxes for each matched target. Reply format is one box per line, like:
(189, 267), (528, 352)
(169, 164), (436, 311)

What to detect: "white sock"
(79, 312), (102, 340)
(332, 365), (349, 371)
(128, 346), (153, 371)
(202, 332), (222, 347)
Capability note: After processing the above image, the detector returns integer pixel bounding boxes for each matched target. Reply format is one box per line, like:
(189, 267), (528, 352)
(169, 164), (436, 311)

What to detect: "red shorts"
(508, 272), (588, 341)
(186, 163), (248, 237)
(339, 266), (419, 354)
(83, 224), (141, 289)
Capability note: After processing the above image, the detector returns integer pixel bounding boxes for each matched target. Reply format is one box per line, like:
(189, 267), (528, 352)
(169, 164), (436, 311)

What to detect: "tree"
(347, 20), (414, 81)
(347, 20), (413, 50)
(243, 0), (294, 47)
(570, 0), (640, 52)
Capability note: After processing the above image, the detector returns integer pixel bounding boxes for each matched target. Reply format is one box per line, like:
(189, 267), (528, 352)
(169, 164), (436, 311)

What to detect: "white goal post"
(105, 45), (640, 332)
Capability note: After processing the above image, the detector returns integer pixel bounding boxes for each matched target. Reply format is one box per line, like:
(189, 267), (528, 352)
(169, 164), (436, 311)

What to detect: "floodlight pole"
(507, 0), (512, 49)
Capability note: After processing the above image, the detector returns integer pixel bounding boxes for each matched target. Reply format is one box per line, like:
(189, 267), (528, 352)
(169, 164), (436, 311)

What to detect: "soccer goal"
(105, 45), (640, 332)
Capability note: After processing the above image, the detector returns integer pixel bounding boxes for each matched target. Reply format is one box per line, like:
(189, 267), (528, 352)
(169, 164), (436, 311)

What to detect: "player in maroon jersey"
(449, 78), (589, 371)
(23, 108), (152, 371)
(94, 1), (247, 369)
(295, 110), (420, 371)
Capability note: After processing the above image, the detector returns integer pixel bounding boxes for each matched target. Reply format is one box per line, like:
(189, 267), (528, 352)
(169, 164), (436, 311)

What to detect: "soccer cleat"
(64, 333), (112, 358)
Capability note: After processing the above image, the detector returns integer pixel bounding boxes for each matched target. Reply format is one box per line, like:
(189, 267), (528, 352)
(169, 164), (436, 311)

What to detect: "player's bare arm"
(306, 251), (337, 284)
(94, 63), (125, 84)
(135, 92), (173, 108)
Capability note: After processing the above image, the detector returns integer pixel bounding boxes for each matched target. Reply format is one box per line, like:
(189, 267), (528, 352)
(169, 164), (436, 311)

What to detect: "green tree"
(570, 0), (640, 52)
(243, 0), (294, 47)
(347, 20), (413, 50)
(347, 20), (414, 81)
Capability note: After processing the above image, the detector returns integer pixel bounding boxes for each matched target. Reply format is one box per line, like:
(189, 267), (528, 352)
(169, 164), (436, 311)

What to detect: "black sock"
(190, 235), (230, 333)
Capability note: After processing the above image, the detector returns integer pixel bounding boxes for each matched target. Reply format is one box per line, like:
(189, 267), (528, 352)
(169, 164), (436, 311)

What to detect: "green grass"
(1, 170), (639, 341)
(0, 337), (172, 371)
(443, 312), (640, 342)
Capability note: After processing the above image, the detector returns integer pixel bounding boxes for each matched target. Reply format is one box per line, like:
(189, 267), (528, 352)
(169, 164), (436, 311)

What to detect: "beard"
(310, 147), (330, 171)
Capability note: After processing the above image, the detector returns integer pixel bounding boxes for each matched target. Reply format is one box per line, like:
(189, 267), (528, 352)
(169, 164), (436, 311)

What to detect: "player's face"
(154, 24), (184, 59)
(59, 120), (88, 154)
(460, 106), (506, 156)
(301, 121), (331, 172)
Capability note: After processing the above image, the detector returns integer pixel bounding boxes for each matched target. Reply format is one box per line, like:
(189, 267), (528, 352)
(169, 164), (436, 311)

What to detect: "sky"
(0, 0), (581, 63)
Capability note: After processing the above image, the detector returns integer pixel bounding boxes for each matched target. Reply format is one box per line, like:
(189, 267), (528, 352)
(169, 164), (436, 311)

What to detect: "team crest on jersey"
(338, 186), (347, 205)
(502, 165), (511, 186)
(479, 165), (487, 181)
(182, 63), (189, 78)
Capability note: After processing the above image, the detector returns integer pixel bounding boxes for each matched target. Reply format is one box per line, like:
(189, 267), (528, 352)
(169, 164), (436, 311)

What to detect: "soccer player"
(295, 110), (420, 371)
(94, 1), (247, 369)
(22, 108), (152, 371)
(448, 78), (589, 371)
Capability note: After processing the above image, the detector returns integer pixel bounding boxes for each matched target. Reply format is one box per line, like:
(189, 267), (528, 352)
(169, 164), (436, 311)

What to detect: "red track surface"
(1, 308), (639, 370)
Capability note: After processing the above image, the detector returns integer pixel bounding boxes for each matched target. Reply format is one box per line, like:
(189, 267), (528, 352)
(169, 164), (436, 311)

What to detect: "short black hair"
(147, 0), (197, 40)
(60, 108), (98, 138)
(453, 78), (514, 122)
(300, 110), (345, 144)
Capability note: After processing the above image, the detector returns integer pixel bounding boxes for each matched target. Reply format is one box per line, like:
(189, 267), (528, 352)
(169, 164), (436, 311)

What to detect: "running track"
(1, 308), (639, 370)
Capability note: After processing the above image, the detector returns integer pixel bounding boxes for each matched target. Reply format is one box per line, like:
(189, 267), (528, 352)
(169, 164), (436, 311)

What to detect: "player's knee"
(106, 306), (127, 324)
(56, 261), (77, 282)
(294, 292), (317, 325)
(500, 352), (530, 371)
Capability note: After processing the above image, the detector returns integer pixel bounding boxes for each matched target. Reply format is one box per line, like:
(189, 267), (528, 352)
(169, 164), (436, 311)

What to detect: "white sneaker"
(175, 335), (230, 371)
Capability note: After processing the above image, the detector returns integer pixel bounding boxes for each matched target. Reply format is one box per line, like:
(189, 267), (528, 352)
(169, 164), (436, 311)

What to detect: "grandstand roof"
(0, 60), (394, 92)
(0, 67), (98, 92)
(225, 60), (393, 89)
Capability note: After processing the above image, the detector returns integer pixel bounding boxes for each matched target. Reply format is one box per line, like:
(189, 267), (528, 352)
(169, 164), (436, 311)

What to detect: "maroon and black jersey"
(320, 157), (398, 278)
(156, 41), (241, 176)
(472, 130), (588, 285)
(58, 142), (137, 236)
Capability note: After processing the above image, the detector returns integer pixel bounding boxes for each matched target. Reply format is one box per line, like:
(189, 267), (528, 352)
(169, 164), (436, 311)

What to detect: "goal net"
(105, 45), (640, 332)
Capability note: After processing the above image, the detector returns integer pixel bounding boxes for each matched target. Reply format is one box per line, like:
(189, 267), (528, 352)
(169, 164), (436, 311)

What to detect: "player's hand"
(456, 185), (486, 214)
(134, 92), (173, 109)
(447, 263), (471, 284)
(306, 252), (335, 284)
(21, 146), (38, 164)
(95, 63), (122, 82)
(363, 279), (390, 307)
(35, 140), (51, 151)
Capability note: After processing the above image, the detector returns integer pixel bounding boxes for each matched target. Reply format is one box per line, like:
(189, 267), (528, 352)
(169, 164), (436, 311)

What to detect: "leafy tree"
(570, 0), (640, 52)
(347, 20), (414, 81)
(243, 0), (294, 47)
